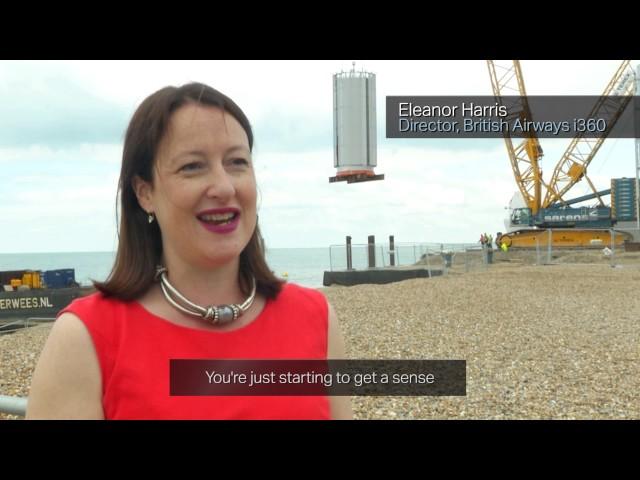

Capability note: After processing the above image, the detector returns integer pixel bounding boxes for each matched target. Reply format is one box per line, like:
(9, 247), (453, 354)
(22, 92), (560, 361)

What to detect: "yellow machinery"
(487, 60), (636, 248)
(9, 271), (43, 290)
(22, 271), (42, 288)
(498, 229), (626, 249)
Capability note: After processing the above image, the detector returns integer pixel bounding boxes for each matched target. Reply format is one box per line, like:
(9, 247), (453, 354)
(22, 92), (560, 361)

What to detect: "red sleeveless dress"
(57, 282), (331, 420)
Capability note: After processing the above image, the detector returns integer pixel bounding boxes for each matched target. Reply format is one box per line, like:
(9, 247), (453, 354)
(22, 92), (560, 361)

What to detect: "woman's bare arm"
(326, 302), (354, 420)
(26, 312), (104, 419)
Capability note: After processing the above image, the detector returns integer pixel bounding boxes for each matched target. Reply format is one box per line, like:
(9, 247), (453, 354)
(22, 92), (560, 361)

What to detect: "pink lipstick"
(196, 208), (240, 234)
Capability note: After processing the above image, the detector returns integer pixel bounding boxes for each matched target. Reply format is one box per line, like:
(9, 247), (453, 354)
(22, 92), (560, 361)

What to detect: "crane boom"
(487, 60), (546, 214)
(489, 60), (636, 249)
(542, 60), (635, 207)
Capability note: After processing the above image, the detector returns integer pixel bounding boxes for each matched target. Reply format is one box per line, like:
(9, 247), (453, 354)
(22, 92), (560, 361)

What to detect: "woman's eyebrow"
(226, 145), (251, 155)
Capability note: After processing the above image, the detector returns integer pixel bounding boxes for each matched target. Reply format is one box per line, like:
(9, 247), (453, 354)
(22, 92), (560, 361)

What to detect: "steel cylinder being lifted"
(330, 63), (384, 184)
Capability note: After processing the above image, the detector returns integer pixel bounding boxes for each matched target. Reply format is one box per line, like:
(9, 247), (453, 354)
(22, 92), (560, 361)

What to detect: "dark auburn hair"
(93, 82), (284, 301)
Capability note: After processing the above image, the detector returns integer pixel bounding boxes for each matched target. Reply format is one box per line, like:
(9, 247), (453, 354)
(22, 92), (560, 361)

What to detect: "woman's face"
(135, 102), (257, 269)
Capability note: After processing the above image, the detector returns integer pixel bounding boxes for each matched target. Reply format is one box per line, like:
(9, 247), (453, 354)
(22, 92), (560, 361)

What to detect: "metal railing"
(0, 395), (27, 416)
(512, 228), (629, 267)
(463, 246), (487, 272)
(0, 316), (55, 335)
(328, 242), (478, 271)
(329, 243), (386, 271)
(0, 319), (27, 335)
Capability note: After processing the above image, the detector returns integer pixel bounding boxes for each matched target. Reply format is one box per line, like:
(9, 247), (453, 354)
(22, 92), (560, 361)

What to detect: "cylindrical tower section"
(333, 67), (377, 177)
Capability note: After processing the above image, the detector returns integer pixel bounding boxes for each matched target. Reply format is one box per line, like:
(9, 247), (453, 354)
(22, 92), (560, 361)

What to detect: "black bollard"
(368, 235), (376, 268)
(389, 235), (395, 266)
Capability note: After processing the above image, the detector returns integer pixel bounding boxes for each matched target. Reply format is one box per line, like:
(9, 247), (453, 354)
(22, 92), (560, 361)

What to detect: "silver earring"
(148, 212), (155, 224)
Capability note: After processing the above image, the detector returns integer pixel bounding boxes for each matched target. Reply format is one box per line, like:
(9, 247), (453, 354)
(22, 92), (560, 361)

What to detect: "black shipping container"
(0, 270), (28, 287)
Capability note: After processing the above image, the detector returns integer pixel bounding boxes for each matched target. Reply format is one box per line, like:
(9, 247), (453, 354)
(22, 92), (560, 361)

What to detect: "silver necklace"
(154, 266), (256, 325)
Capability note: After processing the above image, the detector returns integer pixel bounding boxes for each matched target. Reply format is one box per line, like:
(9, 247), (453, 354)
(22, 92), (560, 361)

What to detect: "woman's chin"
(198, 249), (242, 268)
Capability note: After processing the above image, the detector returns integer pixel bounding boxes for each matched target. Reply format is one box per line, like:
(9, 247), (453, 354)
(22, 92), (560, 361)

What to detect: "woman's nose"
(204, 164), (236, 200)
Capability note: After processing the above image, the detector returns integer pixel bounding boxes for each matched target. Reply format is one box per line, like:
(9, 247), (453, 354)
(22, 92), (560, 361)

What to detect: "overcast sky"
(0, 60), (637, 253)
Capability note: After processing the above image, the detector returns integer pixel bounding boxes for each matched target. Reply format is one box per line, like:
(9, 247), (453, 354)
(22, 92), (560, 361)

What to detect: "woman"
(26, 82), (353, 420)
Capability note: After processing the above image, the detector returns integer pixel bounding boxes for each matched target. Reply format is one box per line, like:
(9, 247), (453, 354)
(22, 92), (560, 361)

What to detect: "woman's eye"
(232, 158), (249, 166)
(180, 162), (203, 172)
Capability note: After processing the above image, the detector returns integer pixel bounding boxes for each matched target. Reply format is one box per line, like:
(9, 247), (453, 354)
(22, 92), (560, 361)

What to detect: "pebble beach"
(2, 258), (639, 420)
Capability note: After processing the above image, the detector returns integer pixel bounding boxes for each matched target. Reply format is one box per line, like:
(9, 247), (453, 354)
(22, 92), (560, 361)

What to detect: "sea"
(0, 249), (328, 289)
(0, 244), (449, 289)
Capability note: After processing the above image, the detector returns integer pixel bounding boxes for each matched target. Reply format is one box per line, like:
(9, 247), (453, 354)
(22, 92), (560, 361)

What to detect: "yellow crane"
(487, 60), (636, 248)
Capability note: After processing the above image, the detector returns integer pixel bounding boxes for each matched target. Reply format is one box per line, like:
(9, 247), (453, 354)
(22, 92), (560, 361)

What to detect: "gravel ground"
(321, 262), (640, 419)
(2, 261), (639, 419)
(1, 324), (52, 420)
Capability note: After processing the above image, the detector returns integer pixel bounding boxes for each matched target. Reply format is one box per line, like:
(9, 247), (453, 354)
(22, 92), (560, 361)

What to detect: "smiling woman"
(25, 82), (352, 420)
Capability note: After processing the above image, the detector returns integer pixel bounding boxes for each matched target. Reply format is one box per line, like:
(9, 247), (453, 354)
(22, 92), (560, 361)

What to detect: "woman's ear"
(132, 175), (153, 213)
